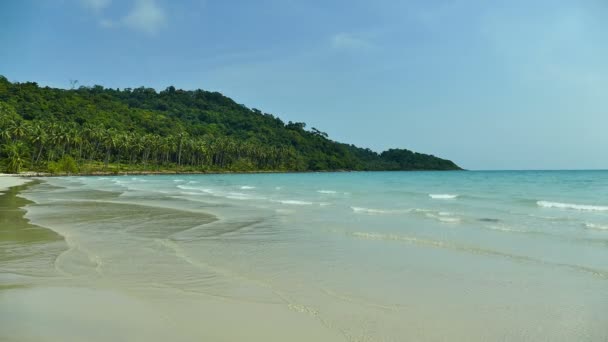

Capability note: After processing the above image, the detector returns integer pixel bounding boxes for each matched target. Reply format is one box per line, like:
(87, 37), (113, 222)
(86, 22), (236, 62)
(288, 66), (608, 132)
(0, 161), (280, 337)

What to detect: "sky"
(1, 0), (607, 170)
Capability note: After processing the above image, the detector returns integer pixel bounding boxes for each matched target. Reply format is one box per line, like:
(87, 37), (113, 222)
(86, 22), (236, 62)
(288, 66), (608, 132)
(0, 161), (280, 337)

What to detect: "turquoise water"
(2, 171), (608, 341)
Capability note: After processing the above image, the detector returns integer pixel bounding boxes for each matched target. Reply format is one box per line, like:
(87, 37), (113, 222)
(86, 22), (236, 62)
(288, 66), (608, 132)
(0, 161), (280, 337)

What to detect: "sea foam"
(177, 185), (214, 194)
(537, 201), (608, 211)
(276, 200), (314, 205)
(424, 212), (461, 223)
(350, 207), (409, 215)
(584, 223), (608, 231)
(429, 194), (458, 199)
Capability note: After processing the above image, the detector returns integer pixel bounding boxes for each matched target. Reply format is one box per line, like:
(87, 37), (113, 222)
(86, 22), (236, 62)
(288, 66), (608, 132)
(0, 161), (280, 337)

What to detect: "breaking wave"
(537, 201), (608, 211)
(351, 207), (407, 215)
(429, 194), (458, 199)
(275, 200), (314, 205)
(177, 185), (214, 194)
(584, 223), (608, 231)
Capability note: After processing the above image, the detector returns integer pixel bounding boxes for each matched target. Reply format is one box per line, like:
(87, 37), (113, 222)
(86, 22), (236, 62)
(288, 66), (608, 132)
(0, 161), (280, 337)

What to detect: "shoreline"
(0, 174), (32, 193)
(2, 169), (464, 178)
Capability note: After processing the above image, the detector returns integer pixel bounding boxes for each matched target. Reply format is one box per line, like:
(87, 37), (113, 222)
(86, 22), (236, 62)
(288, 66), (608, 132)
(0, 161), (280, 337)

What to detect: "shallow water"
(1, 171), (608, 341)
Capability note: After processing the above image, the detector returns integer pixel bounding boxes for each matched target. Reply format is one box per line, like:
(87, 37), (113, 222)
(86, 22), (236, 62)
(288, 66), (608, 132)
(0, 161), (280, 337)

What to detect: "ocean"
(1, 171), (607, 341)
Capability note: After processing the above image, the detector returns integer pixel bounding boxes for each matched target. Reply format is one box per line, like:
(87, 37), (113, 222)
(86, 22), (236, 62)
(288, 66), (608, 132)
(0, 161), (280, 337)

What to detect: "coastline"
(0, 174), (32, 193)
(2, 168), (464, 178)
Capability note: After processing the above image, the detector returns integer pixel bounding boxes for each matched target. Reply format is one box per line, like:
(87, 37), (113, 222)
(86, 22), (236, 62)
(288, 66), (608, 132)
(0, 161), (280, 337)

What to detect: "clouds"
(81, 0), (167, 35)
(123, 0), (167, 34)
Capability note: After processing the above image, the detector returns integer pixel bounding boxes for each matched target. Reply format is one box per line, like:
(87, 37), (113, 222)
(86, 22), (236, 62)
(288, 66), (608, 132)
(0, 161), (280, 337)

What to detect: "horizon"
(2, 0), (607, 170)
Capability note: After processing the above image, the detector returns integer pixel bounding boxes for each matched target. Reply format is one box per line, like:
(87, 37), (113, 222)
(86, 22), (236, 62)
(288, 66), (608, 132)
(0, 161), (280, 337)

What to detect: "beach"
(1, 171), (607, 341)
(0, 174), (31, 193)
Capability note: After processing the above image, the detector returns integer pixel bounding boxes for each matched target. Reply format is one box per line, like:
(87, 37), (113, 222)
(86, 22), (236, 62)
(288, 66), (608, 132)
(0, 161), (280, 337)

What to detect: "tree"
(3, 142), (28, 173)
(0, 75), (461, 173)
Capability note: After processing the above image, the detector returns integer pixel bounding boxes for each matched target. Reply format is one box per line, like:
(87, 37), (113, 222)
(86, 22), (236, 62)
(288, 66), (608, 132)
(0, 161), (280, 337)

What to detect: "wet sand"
(0, 180), (344, 342)
(0, 175), (31, 193)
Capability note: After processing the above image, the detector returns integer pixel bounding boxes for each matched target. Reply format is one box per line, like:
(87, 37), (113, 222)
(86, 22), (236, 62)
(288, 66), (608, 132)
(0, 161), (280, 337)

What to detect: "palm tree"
(28, 122), (48, 166)
(3, 142), (28, 173)
(9, 120), (28, 142)
(177, 131), (188, 167)
(102, 129), (118, 168)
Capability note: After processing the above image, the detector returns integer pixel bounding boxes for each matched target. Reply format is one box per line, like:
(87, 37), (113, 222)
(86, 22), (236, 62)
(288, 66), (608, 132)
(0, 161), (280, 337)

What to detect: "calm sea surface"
(1, 171), (608, 341)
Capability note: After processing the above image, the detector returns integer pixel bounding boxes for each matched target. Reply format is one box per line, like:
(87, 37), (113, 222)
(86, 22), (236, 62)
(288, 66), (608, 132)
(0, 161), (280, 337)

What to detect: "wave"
(226, 192), (266, 201)
(240, 186), (255, 190)
(351, 206), (403, 215)
(537, 201), (608, 211)
(485, 224), (528, 233)
(584, 223), (608, 231)
(226, 192), (252, 200)
(424, 211), (461, 223)
(429, 194), (458, 199)
(350, 207), (459, 222)
(351, 206), (386, 214)
(275, 200), (313, 205)
(179, 191), (203, 196)
(317, 190), (337, 194)
(176, 185), (214, 194)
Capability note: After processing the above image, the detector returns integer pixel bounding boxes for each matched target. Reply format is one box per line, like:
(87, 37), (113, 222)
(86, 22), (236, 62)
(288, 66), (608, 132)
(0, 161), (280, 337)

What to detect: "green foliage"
(49, 155), (78, 174)
(2, 141), (28, 173)
(0, 76), (461, 173)
(380, 149), (460, 170)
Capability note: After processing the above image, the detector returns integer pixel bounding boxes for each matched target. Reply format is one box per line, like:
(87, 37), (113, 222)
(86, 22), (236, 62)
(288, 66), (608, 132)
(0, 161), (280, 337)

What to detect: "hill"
(0, 76), (461, 174)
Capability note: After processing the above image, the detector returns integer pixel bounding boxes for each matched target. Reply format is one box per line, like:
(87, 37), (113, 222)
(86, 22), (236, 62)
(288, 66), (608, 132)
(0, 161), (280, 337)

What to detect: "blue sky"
(1, 0), (607, 170)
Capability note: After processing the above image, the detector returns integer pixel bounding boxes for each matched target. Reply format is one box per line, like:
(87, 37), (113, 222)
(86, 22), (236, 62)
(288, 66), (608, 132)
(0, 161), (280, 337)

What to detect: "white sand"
(0, 174), (31, 193)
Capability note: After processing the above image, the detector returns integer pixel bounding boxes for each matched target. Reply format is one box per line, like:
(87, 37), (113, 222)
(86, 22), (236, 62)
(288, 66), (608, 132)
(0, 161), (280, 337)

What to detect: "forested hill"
(0, 76), (461, 173)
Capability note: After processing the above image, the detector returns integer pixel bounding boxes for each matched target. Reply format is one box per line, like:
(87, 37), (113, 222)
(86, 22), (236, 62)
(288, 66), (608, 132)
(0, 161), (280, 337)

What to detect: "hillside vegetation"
(0, 76), (461, 174)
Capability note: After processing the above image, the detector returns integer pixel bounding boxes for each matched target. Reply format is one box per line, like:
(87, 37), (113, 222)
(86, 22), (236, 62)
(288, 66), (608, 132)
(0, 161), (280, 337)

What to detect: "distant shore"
(1, 168), (464, 179)
(2, 170), (338, 178)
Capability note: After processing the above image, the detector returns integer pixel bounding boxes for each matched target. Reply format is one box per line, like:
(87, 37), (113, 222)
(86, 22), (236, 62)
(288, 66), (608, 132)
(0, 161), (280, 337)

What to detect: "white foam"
(179, 191), (202, 196)
(537, 201), (608, 212)
(317, 190), (337, 194)
(173, 179), (185, 183)
(226, 195), (252, 201)
(425, 212), (461, 223)
(226, 192), (267, 201)
(240, 186), (256, 190)
(429, 194), (458, 199)
(276, 200), (314, 205)
(177, 185), (214, 194)
(226, 193), (252, 200)
(486, 225), (526, 233)
(350, 206), (405, 215)
(584, 223), (608, 231)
